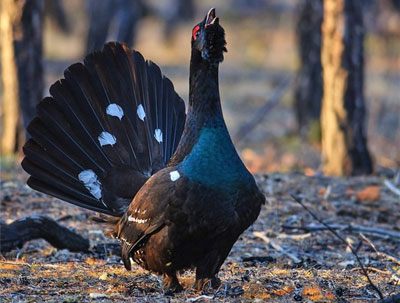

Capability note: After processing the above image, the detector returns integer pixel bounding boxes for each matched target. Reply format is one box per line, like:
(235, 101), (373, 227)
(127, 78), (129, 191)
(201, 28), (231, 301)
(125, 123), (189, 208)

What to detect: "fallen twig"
(350, 267), (393, 275)
(186, 295), (213, 302)
(0, 215), (90, 253)
(290, 195), (384, 300)
(360, 234), (400, 281)
(277, 233), (311, 240)
(0, 261), (32, 267)
(384, 179), (400, 198)
(253, 231), (302, 263)
(282, 223), (400, 241)
(360, 234), (400, 265)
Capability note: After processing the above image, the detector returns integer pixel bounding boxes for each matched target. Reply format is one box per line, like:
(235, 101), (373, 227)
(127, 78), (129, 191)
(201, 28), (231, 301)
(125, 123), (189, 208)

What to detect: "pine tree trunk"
(294, 0), (323, 138)
(321, 0), (373, 176)
(0, 0), (44, 155)
(15, 0), (44, 132)
(0, 0), (21, 155)
(86, 0), (144, 53)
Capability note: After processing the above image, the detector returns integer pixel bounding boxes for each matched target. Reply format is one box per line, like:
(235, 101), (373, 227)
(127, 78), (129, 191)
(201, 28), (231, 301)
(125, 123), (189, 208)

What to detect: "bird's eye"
(192, 25), (200, 40)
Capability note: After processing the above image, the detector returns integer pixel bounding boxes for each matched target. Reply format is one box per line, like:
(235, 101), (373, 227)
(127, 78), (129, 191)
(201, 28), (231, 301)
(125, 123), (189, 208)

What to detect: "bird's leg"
(193, 254), (221, 291)
(193, 274), (221, 291)
(194, 245), (234, 291)
(163, 272), (183, 295)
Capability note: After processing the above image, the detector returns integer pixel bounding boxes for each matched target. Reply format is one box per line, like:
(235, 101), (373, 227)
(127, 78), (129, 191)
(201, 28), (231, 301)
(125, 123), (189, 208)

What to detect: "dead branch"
(360, 234), (400, 265)
(187, 295), (214, 302)
(350, 267), (393, 275)
(290, 195), (383, 300)
(384, 179), (400, 198)
(360, 233), (400, 282)
(233, 76), (292, 144)
(277, 233), (311, 240)
(0, 215), (89, 253)
(282, 223), (400, 241)
(253, 231), (302, 263)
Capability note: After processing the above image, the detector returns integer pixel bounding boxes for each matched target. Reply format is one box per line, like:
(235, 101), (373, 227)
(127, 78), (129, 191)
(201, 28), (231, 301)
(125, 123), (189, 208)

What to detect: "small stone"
(89, 293), (108, 299)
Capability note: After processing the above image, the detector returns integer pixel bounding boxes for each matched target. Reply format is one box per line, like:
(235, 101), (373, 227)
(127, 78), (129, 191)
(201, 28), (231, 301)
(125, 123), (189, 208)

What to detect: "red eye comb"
(193, 25), (200, 40)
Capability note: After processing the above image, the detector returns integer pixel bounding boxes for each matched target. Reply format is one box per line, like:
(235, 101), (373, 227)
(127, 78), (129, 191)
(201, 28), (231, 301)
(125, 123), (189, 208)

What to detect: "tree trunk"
(15, 0), (44, 132)
(0, 0), (21, 155)
(0, 0), (44, 155)
(86, 0), (144, 53)
(321, 0), (373, 176)
(294, 0), (323, 139)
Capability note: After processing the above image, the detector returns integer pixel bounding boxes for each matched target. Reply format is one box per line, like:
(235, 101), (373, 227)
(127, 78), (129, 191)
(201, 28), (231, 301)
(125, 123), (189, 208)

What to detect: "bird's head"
(191, 8), (227, 64)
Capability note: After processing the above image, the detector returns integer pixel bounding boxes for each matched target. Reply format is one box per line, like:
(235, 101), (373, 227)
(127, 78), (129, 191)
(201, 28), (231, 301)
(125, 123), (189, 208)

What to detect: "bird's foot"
(163, 274), (183, 295)
(193, 276), (221, 291)
(164, 283), (183, 296)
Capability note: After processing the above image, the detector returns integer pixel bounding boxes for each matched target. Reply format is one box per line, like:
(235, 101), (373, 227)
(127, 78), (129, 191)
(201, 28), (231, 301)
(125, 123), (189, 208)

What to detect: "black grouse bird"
(22, 8), (265, 292)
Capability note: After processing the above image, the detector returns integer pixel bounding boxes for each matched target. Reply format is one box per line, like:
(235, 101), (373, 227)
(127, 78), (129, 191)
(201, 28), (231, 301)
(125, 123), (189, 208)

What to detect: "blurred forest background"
(0, 0), (399, 175)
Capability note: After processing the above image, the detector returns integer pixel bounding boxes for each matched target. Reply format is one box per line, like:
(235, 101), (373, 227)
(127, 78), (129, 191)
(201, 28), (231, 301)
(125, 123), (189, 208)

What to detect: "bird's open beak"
(205, 8), (218, 28)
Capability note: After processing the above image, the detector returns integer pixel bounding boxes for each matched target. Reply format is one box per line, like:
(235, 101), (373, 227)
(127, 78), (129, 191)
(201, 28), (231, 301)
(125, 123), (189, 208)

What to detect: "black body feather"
(22, 9), (264, 292)
(113, 9), (264, 291)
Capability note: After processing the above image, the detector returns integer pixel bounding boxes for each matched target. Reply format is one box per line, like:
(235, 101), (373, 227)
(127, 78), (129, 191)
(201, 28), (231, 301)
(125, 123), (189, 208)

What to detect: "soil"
(1, 168), (399, 302)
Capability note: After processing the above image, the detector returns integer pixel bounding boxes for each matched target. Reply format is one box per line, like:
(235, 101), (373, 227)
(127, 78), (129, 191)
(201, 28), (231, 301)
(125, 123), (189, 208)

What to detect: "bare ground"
(1, 168), (399, 303)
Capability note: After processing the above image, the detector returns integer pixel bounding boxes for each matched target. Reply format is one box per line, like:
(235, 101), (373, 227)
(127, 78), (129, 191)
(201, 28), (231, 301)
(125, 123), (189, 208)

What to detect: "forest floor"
(1, 167), (399, 303)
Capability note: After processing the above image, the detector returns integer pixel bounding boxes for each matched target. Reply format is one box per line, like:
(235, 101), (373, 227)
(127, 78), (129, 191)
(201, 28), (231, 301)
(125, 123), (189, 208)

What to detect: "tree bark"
(294, 0), (323, 138)
(0, 0), (44, 155)
(0, 0), (21, 155)
(14, 0), (44, 132)
(86, 0), (144, 53)
(321, 0), (373, 176)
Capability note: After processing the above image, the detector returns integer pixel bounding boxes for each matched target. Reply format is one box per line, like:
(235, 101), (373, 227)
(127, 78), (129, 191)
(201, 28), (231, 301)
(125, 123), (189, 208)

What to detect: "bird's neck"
(168, 53), (226, 165)
(168, 51), (253, 188)
(188, 55), (222, 123)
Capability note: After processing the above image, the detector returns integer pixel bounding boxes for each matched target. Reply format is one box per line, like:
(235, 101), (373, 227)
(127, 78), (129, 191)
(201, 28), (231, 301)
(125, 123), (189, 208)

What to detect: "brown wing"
(115, 167), (180, 269)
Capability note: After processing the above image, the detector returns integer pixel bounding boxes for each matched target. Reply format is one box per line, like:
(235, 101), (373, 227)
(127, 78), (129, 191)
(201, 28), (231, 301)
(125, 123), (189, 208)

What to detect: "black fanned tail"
(22, 42), (186, 217)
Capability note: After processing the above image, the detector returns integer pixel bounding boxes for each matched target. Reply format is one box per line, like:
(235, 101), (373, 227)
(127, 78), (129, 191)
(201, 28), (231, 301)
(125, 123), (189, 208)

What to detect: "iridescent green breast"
(179, 126), (255, 191)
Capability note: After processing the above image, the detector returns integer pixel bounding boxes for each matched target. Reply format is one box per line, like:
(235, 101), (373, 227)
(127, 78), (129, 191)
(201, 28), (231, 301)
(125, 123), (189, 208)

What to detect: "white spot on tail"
(106, 103), (124, 120)
(78, 169), (102, 199)
(154, 129), (163, 143)
(170, 170), (180, 181)
(128, 215), (149, 224)
(98, 131), (117, 146)
(137, 104), (146, 121)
